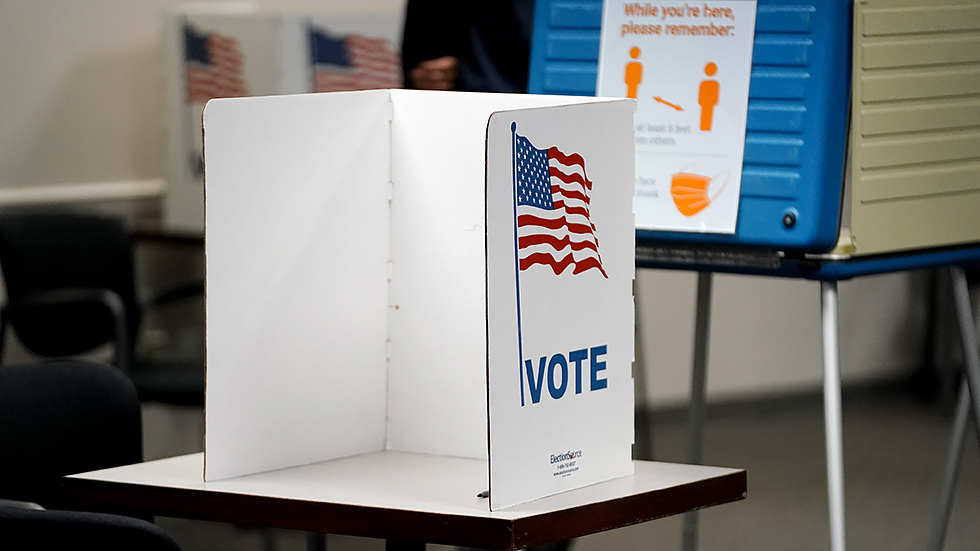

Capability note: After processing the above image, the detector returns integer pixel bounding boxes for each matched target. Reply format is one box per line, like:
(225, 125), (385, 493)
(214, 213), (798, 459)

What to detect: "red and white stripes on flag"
(185, 29), (248, 104)
(312, 34), (402, 93)
(514, 133), (607, 278)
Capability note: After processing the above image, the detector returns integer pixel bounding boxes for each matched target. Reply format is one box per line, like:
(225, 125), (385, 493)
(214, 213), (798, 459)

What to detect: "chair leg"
(821, 281), (846, 551)
(928, 266), (980, 551)
(0, 309), (7, 364)
(681, 271), (713, 551)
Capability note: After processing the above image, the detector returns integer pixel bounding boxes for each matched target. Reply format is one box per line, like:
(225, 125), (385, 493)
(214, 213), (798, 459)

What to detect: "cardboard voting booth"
(203, 90), (636, 510)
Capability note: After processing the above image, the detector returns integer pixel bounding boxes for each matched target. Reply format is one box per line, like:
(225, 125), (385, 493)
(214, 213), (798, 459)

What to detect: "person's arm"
(401, 0), (470, 89)
(407, 56), (459, 90)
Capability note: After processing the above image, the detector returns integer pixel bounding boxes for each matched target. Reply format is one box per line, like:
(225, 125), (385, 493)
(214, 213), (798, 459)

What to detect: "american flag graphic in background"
(309, 27), (402, 92)
(514, 134), (607, 278)
(184, 24), (249, 104)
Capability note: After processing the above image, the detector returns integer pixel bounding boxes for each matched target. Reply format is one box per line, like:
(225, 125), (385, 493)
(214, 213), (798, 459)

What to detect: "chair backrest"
(0, 209), (141, 358)
(0, 360), (142, 508)
(0, 505), (182, 551)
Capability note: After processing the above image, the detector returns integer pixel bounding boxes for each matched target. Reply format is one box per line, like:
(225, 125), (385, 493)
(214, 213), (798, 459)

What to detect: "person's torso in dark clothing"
(401, 0), (535, 93)
(457, 0), (535, 93)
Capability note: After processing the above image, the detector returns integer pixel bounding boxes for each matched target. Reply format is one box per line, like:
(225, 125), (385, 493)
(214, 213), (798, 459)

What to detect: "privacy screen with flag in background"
(184, 23), (249, 103)
(514, 133), (607, 278)
(309, 26), (401, 92)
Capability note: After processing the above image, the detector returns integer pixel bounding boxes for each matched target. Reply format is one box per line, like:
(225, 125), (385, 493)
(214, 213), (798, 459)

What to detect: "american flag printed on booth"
(514, 133), (607, 278)
(184, 23), (249, 104)
(309, 26), (402, 92)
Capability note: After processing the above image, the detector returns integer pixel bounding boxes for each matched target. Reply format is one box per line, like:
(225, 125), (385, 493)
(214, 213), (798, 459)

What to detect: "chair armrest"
(0, 288), (130, 372)
(0, 499), (44, 510)
(144, 281), (205, 308)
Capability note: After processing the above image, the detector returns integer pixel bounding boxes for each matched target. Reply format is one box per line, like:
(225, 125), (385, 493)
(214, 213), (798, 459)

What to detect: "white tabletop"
(66, 451), (745, 549)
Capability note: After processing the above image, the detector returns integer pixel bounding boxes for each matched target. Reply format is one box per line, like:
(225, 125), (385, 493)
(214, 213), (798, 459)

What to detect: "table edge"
(63, 467), (745, 550)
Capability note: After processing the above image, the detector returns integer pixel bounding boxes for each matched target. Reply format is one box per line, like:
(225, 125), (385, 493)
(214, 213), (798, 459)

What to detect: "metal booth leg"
(927, 376), (972, 551)
(307, 532), (326, 551)
(927, 266), (980, 551)
(634, 276), (656, 460)
(386, 540), (424, 551)
(681, 271), (713, 551)
(821, 281), (846, 551)
(949, 266), (980, 438)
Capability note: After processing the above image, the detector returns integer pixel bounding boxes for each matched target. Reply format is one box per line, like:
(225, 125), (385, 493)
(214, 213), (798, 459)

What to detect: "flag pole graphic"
(511, 122), (526, 407)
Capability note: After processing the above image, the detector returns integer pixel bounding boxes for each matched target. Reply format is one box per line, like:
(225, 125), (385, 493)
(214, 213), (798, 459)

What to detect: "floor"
(144, 382), (980, 551)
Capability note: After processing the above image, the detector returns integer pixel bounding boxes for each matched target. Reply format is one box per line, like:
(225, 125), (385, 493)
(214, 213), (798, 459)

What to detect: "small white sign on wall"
(597, 0), (757, 234)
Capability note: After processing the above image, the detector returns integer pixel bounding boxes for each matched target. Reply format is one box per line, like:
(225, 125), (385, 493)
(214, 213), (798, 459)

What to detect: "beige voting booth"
(843, 0), (980, 256)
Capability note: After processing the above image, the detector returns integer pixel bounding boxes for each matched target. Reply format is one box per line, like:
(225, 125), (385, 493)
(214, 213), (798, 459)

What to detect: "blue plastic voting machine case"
(527, 0), (852, 253)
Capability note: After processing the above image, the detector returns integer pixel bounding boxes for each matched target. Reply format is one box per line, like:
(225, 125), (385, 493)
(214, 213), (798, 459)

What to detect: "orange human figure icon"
(698, 62), (720, 131)
(624, 47), (643, 99)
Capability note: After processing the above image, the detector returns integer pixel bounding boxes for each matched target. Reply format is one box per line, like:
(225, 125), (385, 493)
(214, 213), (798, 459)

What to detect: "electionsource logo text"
(550, 450), (583, 464)
(551, 449), (582, 478)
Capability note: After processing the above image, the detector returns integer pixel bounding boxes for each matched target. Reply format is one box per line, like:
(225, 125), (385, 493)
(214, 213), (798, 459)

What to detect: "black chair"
(0, 209), (205, 405)
(0, 360), (142, 508)
(0, 360), (184, 550)
(0, 501), (182, 551)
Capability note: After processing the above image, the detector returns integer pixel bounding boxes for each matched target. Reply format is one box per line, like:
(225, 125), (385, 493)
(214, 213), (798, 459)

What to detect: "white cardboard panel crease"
(486, 103), (636, 509)
(384, 91), (627, 459)
(204, 91), (392, 481)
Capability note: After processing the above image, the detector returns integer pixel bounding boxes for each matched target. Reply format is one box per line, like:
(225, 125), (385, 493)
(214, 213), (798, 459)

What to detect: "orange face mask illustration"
(670, 166), (729, 217)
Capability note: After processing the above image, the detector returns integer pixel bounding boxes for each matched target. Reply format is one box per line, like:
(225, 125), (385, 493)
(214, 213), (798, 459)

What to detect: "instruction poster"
(597, 0), (757, 233)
